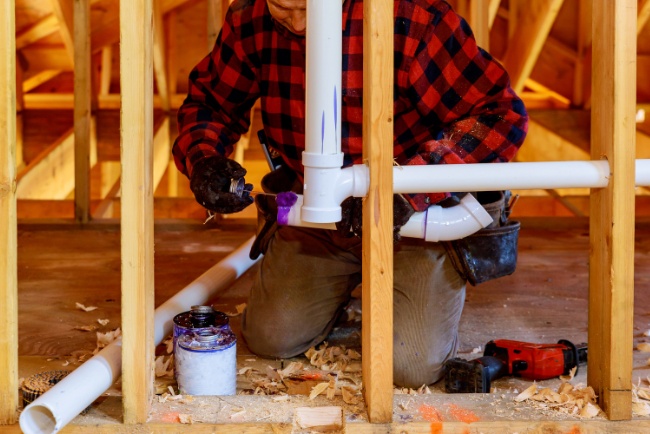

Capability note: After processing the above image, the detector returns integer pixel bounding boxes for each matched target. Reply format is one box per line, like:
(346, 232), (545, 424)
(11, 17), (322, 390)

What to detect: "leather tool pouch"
(249, 166), (301, 260)
(444, 191), (520, 286)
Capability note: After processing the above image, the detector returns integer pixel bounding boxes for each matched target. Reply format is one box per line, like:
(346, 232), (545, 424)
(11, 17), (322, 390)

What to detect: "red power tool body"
(444, 339), (588, 393)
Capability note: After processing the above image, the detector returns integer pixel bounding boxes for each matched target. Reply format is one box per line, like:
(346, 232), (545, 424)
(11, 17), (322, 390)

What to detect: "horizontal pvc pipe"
(399, 194), (493, 241)
(391, 159), (650, 193)
(393, 160), (612, 193)
(19, 237), (259, 434)
(637, 159), (650, 186)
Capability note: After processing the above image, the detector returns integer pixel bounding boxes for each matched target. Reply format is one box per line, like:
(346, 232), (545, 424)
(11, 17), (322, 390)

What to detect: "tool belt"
(443, 191), (520, 286)
(249, 166), (302, 260)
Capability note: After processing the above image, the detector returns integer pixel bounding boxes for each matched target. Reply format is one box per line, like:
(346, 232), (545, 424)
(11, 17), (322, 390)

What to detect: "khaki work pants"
(241, 225), (466, 388)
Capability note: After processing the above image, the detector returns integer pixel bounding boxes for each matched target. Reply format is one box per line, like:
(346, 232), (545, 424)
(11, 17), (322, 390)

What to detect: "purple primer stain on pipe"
(276, 192), (298, 225)
(334, 87), (338, 146)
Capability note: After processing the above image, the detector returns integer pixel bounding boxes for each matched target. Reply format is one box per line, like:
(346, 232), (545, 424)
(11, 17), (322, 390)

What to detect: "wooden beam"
(488, 0), (500, 28)
(20, 47), (72, 72)
(120, 0), (155, 424)
(74, 0), (92, 223)
(15, 14), (60, 50)
(207, 0), (222, 51)
(165, 11), (178, 95)
(639, 0), (650, 35)
(0, 0), (18, 424)
(23, 92), (187, 110)
(589, 0), (636, 421)
(362, 0), (393, 424)
(153, 0), (170, 112)
(16, 129), (75, 199)
(99, 46), (113, 95)
(500, 0), (565, 93)
(572, 0), (590, 107)
(22, 70), (64, 92)
(49, 0), (75, 63)
(470, 0), (490, 50)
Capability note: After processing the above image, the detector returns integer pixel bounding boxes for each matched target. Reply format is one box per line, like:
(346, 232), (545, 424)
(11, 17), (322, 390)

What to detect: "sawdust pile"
(513, 381), (601, 418)
(237, 343), (363, 406)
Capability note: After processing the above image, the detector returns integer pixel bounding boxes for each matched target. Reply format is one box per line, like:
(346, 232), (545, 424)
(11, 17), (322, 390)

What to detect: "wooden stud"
(589, 0), (636, 421)
(488, 0), (500, 28)
(153, 0), (170, 112)
(74, 0), (92, 223)
(120, 0), (155, 424)
(470, 0), (490, 50)
(0, 0), (18, 425)
(362, 0), (393, 423)
(501, 0), (565, 93)
(100, 46), (113, 95)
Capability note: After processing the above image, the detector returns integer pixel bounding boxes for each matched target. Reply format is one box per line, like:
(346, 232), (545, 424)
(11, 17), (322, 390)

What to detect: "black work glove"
(335, 195), (415, 243)
(189, 156), (253, 214)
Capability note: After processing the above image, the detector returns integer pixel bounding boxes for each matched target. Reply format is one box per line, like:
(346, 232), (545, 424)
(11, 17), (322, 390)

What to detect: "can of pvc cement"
(173, 306), (237, 395)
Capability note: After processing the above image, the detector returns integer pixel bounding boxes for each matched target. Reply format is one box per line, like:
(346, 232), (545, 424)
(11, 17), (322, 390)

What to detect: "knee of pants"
(241, 311), (312, 359)
(393, 357), (446, 389)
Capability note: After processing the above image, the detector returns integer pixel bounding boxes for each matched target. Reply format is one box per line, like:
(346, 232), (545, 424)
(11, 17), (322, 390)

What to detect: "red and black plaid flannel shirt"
(173, 0), (528, 211)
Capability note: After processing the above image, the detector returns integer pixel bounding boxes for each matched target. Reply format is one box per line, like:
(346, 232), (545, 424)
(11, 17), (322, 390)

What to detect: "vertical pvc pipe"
(301, 0), (344, 223)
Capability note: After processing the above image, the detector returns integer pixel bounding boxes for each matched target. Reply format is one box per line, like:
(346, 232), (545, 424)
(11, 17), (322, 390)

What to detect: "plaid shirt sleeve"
(172, 6), (260, 178)
(402, 2), (528, 211)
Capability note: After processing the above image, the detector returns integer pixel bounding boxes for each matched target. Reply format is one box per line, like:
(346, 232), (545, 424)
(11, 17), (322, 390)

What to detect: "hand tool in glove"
(189, 155), (253, 214)
(335, 194), (415, 242)
(444, 339), (587, 393)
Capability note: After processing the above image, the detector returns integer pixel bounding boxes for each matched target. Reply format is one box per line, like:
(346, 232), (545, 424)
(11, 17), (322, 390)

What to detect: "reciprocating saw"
(444, 339), (588, 393)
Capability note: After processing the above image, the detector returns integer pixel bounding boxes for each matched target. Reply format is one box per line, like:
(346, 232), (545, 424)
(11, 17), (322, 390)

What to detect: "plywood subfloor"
(13, 217), (650, 428)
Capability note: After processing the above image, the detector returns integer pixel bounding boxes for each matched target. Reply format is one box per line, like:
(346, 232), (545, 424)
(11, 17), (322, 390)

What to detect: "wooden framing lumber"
(74, 0), (92, 223)
(120, 0), (155, 424)
(639, 0), (650, 35)
(588, 0), (636, 420)
(0, 0), (18, 424)
(362, 0), (393, 423)
(15, 14), (59, 50)
(49, 0), (75, 63)
(22, 69), (64, 92)
(23, 92), (187, 110)
(16, 128), (75, 199)
(456, 0), (490, 49)
(500, 0), (564, 93)
(153, 0), (170, 112)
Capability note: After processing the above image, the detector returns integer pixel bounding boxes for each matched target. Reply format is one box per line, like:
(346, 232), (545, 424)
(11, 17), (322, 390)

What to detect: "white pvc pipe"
(302, 0), (344, 223)
(637, 159), (650, 186)
(399, 194), (493, 241)
(392, 160), (612, 193)
(19, 237), (259, 434)
(284, 193), (493, 240)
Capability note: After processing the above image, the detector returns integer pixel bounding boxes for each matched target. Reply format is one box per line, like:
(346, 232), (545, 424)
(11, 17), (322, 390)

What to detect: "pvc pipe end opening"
(20, 405), (58, 434)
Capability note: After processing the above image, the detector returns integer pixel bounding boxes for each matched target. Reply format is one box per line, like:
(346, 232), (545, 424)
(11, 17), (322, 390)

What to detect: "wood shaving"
(97, 319), (110, 326)
(272, 395), (290, 402)
(471, 346), (482, 354)
(155, 355), (174, 377)
(559, 366), (577, 382)
(178, 414), (193, 424)
(633, 401), (650, 416)
(93, 328), (121, 354)
(515, 382), (601, 418)
(309, 382), (330, 400)
(76, 302), (98, 312)
(230, 409), (247, 419)
(226, 303), (247, 317)
(73, 325), (97, 332)
(638, 343), (650, 353)
(643, 329), (650, 337)
(164, 336), (174, 354)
